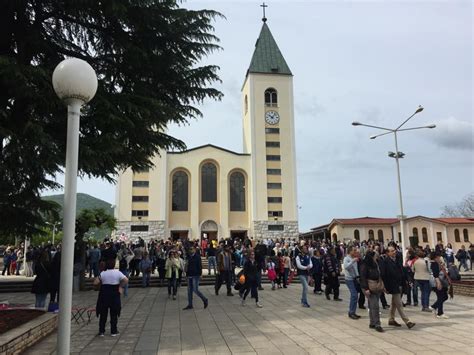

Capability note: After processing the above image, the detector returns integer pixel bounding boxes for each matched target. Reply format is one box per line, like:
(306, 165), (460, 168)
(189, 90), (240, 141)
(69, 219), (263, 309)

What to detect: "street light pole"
(52, 58), (97, 355)
(352, 106), (436, 263)
(393, 131), (406, 259)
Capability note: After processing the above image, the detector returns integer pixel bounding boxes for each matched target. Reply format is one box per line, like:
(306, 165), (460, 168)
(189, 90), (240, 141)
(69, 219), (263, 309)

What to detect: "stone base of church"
(252, 220), (299, 240)
(115, 220), (166, 241)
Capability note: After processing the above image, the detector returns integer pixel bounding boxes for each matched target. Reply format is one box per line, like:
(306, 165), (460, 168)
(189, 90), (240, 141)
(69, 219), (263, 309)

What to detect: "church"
(115, 19), (299, 242)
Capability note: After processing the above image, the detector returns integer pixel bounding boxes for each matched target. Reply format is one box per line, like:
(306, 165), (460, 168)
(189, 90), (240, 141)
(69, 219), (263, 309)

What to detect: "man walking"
(344, 246), (361, 319)
(323, 247), (342, 301)
(215, 245), (234, 296)
(88, 245), (101, 278)
(183, 247), (208, 310)
(380, 246), (415, 329)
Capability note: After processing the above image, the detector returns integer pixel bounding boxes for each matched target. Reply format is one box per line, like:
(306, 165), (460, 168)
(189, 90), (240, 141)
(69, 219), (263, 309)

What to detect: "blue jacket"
(311, 256), (323, 274)
(186, 253), (202, 277)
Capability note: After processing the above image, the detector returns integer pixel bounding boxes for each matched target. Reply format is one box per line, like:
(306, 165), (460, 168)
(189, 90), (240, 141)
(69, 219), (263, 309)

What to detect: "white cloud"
(429, 117), (473, 150)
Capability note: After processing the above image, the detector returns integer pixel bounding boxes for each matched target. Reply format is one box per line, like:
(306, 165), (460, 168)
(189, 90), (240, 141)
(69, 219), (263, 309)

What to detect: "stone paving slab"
(0, 283), (471, 355)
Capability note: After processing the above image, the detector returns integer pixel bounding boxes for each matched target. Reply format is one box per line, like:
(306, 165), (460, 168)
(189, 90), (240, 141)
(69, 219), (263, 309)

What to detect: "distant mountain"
(42, 193), (114, 217)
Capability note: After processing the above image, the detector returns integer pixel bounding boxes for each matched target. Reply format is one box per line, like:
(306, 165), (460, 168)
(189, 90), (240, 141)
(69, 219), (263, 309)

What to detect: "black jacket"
(380, 256), (404, 294)
(359, 261), (381, 290)
(186, 253), (202, 277)
(31, 262), (51, 294)
(243, 259), (259, 285)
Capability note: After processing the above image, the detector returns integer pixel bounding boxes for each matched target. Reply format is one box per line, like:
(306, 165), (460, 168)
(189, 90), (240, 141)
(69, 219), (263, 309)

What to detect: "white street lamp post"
(46, 221), (60, 246)
(52, 58), (97, 355)
(352, 106), (436, 263)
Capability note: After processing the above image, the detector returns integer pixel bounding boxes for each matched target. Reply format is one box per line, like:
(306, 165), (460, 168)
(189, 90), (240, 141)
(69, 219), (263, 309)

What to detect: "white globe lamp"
(52, 58), (97, 355)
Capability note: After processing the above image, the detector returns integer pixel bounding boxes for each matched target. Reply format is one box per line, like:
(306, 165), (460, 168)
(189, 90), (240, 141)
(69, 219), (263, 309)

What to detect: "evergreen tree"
(0, 0), (223, 237)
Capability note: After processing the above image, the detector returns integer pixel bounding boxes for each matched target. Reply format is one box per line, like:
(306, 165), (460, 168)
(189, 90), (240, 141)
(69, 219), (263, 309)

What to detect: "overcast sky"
(44, 0), (473, 232)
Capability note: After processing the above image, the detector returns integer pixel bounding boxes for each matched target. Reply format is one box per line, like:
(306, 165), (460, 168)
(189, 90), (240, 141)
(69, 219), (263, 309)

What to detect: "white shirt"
(100, 269), (126, 285)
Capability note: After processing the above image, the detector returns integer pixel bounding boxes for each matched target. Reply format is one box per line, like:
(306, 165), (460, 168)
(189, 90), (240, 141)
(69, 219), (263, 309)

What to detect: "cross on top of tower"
(260, 2), (268, 22)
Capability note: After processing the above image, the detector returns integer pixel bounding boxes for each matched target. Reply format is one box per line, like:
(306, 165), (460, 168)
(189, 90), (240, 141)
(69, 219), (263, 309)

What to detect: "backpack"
(448, 264), (461, 281)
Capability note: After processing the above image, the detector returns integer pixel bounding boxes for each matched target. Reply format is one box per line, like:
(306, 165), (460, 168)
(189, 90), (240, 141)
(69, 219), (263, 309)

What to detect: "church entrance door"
(201, 220), (218, 244)
(230, 230), (247, 242)
(171, 230), (188, 242)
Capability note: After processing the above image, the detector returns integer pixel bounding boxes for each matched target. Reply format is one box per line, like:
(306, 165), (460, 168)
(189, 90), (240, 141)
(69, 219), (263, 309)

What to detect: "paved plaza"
(1, 284), (472, 355)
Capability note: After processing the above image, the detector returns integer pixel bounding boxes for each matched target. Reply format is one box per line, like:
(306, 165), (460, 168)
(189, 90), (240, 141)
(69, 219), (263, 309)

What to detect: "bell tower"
(242, 19), (299, 239)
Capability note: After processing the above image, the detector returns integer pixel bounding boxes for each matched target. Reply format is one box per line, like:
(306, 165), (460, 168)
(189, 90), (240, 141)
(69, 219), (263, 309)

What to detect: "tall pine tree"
(0, 0), (223, 238)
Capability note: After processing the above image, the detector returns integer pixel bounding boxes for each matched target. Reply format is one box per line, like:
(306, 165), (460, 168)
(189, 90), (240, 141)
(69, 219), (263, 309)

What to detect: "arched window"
(332, 233), (338, 242)
(244, 95), (248, 114)
(422, 228), (428, 243)
(172, 171), (188, 211)
(454, 229), (460, 242)
(368, 230), (374, 240)
(377, 229), (384, 242)
(264, 88), (278, 107)
(201, 162), (217, 202)
(463, 229), (469, 242)
(229, 172), (245, 211)
(354, 229), (360, 241)
(412, 228), (418, 237)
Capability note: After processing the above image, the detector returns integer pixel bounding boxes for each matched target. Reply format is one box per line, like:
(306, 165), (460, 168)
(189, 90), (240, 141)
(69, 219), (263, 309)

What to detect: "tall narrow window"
(201, 163), (217, 202)
(172, 171), (188, 211)
(377, 229), (384, 242)
(368, 230), (374, 240)
(463, 229), (469, 242)
(422, 228), (428, 243)
(436, 232), (442, 242)
(264, 88), (278, 106)
(454, 229), (460, 242)
(230, 172), (245, 211)
(244, 95), (248, 114)
(354, 229), (360, 241)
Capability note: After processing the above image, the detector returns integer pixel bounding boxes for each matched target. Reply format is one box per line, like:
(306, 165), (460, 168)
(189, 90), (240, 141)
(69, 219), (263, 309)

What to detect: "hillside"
(42, 193), (114, 217)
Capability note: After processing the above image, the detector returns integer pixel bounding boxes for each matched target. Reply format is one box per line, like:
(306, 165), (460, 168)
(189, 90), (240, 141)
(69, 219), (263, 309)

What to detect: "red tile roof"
(435, 218), (474, 224)
(333, 217), (399, 225)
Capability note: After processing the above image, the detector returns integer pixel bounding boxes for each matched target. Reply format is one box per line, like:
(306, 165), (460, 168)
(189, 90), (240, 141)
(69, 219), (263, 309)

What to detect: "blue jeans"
(90, 261), (99, 278)
(208, 256), (216, 274)
(459, 259), (469, 271)
(35, 293), (48, 309)
(298, 275), (309, 305)
(417, 280), (431, 308)
(187, 276), (207, 307)
(142, 272), (150, 287)
(346, 279), (358, 315)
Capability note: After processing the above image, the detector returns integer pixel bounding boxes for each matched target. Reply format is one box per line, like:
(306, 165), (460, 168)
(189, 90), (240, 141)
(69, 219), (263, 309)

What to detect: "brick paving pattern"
(0, 285), (472, 354)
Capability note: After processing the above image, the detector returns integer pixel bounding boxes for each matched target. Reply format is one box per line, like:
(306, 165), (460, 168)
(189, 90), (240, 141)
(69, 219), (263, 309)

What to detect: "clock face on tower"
(265, 110), (280, 125)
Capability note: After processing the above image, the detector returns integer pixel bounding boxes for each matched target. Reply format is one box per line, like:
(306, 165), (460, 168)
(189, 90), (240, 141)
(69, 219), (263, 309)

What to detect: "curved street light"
(352, 106), (436, 262)
(53, 58), (97, 355)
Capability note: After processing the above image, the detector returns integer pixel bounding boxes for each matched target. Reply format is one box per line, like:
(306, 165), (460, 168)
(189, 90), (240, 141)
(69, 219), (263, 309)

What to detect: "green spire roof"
(247, 23), (292, 76)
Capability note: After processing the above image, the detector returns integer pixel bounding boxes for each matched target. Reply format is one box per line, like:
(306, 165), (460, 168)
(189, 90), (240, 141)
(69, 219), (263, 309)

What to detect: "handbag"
(308, 277), (315, 287)
(426, 260), (436, 288)
(93, 275), (102, 291)
(368, 279), (384, 293)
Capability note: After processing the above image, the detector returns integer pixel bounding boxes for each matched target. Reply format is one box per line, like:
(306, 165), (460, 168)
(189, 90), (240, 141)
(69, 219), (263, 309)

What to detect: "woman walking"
(412, 250), (431, 312)
(241, 250), (262, 308)
(430, 252), (451, 319)
(96, 259), (128, 336)
(296, 245), (312, 307)
(31, 249), (51, 309)
(360, 251), (384, 332)
(165, 250), (181, 300)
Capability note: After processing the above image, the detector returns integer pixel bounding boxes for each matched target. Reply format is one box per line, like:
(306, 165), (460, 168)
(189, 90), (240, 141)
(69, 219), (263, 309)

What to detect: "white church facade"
(115, 21), (299, 242)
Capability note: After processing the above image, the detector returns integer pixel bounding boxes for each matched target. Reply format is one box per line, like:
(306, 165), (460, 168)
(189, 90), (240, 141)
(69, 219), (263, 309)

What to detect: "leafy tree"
(441, 193), (474, 218)
(0, 1), (223, 238)
(74, 208), (116, 289)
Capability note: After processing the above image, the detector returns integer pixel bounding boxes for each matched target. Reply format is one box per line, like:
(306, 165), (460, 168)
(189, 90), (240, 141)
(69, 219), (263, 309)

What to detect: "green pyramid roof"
(247, 22), (292, 76)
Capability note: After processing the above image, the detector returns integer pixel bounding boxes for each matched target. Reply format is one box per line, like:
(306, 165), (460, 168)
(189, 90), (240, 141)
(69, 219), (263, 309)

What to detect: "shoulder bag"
(367, 265), (384, 293)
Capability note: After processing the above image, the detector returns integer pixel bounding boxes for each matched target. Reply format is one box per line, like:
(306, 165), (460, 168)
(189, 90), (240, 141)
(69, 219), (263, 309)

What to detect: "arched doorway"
(201, 220), (218, 243)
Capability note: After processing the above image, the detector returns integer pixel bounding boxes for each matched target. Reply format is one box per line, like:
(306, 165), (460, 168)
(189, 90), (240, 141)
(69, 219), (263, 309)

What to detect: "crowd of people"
(1, 236), (473, 337)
